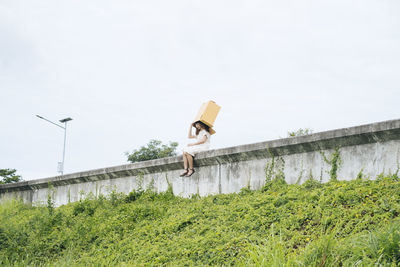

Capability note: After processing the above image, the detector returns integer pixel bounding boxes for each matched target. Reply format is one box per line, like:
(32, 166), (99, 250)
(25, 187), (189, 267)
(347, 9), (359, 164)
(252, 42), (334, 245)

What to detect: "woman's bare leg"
(180, 153), (190, 176)
(183, 153), (188, 170)
(187, 154), (194, 172)
(185, 154), (195, 176)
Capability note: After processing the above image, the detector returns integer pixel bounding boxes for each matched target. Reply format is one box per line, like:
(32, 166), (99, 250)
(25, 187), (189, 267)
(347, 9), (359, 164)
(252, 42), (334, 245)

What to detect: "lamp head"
(59, 117), (73, 123)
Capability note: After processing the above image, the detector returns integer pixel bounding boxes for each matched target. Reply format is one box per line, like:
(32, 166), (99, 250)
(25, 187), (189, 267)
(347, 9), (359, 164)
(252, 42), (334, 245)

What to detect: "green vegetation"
(287, 128), (313, 137)
(0, 168), (23, 184)
(125, 139), (179, 163)
(320, 147), (342, 182)
(1, 174), (400, 266)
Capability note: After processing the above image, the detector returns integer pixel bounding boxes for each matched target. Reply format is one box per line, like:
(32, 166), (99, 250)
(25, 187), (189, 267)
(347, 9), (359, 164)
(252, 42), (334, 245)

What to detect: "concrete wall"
(1, 119), (400, 207)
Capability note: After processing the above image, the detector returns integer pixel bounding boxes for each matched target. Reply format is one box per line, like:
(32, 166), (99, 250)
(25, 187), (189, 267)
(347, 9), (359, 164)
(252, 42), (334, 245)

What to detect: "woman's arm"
(188, 123), (196, 139)
(188, 135), (207, 146)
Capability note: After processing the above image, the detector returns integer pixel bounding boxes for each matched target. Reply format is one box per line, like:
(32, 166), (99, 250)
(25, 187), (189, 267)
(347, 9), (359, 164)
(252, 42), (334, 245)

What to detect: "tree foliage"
(125, 139), (179, 163)
(0, 169), (23, 184)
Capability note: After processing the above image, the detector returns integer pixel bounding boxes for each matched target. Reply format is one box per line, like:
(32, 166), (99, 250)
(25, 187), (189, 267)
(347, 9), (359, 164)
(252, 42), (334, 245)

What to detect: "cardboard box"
(193, 100), (221, 135)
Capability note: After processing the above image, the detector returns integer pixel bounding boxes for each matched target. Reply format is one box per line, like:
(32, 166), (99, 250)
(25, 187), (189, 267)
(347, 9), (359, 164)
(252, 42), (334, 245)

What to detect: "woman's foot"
(180, 169), (189, 177)
(185, 168), (195, 177)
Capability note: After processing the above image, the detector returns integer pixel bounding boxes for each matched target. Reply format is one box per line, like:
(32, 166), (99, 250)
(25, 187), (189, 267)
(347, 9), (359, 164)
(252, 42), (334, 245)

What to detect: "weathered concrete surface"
(1, 119), (400, 206)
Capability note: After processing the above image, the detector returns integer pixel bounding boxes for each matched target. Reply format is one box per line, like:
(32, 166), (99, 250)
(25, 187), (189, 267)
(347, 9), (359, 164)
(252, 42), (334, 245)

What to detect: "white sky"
(1, 0), (399, 180)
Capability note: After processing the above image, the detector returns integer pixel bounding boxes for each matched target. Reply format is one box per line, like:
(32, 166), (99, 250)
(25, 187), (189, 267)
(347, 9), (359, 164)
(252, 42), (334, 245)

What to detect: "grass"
(1, 174), (400, 266)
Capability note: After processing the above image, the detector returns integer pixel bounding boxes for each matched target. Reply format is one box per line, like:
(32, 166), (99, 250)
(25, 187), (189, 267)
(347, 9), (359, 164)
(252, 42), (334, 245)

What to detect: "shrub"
(1, 175), (400, 266)
(125, 140), (178, 163)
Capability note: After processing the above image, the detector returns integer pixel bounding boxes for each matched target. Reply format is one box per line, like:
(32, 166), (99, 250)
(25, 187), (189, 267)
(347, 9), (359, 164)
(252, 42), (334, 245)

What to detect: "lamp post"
(36, 115), (73, 175)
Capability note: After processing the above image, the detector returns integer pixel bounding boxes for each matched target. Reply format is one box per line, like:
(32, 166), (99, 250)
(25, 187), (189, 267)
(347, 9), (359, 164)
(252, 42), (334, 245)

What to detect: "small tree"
(0, 169), (23, 184)
(125, 140), (179, 163)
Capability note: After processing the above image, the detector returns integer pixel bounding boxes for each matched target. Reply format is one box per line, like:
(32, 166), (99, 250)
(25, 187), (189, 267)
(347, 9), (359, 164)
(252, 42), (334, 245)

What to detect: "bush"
(125, 139), (178, 163)
(0, 168), (23, 184)
(1, 175), (400, 265)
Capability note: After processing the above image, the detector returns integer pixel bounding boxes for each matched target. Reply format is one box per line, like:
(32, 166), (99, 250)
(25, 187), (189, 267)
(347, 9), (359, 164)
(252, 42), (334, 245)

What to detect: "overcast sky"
(1, 0), (399, 181)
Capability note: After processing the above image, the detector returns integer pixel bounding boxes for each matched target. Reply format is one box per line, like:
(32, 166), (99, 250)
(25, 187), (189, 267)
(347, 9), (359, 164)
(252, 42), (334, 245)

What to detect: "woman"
(180, 121), (211, 177)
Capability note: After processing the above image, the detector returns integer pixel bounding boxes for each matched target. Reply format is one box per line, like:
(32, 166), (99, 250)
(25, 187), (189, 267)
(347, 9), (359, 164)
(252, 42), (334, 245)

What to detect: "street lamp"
(36, 115), (73, 175)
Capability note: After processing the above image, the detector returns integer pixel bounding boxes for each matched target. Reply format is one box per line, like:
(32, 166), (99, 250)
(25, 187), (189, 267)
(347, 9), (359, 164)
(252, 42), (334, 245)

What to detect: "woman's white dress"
(182, 129), (211, 156)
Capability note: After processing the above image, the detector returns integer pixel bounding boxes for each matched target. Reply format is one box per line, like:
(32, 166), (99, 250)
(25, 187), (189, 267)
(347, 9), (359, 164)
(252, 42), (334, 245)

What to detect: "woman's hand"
(187, 143), (194, 147)
(188, 123), (196, 139)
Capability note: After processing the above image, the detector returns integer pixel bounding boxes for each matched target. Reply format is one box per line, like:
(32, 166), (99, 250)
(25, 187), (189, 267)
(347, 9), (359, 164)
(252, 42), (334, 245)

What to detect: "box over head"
(193, 100), (221, 135)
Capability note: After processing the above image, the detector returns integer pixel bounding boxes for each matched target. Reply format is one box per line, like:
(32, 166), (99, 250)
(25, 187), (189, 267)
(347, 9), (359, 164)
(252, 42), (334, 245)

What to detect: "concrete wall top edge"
(2, 118), (399, 192)
(196, 119), (400, 160)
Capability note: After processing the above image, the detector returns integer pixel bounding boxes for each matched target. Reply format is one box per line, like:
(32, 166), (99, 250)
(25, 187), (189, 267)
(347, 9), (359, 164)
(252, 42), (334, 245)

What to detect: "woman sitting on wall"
(180, 121), (211, 177)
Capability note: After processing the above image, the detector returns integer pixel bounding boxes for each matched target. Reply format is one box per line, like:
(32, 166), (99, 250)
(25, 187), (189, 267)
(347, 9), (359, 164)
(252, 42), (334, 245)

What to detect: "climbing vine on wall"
(320, 147), (341, 182)
(264, 148), (285, 183)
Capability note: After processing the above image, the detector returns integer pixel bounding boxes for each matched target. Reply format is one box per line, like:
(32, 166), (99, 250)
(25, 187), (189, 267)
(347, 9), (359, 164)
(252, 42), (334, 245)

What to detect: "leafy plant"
(264, 148), (285, 184)
(0, 169), (23, 184)
(1, 175), (400, 266)
(287, 128), (313, 137)
(320, 147), (341, 182)
(47, 183), (55, 215)
(125, 139), (179, 163)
